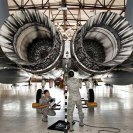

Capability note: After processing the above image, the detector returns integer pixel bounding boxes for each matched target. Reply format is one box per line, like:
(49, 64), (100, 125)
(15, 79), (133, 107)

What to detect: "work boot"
(69, 122), (74, 132)
(79, 120), (84, 127)
(42, 115), (48, 122)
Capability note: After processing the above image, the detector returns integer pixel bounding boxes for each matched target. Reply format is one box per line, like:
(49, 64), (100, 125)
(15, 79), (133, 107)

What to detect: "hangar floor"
(0, 82), (133, 133)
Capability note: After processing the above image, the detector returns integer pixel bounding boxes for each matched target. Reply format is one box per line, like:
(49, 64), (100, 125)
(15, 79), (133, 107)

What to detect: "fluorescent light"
(58, 7), (67, 11)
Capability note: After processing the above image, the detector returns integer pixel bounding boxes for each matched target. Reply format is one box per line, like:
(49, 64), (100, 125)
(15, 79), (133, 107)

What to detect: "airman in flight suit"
(39, 90), (56, 122)
(67, 70), (84, 131)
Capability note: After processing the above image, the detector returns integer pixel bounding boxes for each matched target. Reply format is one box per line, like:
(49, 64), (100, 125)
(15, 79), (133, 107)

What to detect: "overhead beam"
(62, 0), (67, 31)
(8, 0), (126, 32)
(77, 0), (82, 27)
(94, 0), (99, 7)
(12, 0), (21, 8)
(9, 6), (125, 11)
(108, 0), (115, 10)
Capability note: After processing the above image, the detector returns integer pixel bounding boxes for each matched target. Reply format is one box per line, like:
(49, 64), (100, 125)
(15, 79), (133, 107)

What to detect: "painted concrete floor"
(0, 82), (133, 133)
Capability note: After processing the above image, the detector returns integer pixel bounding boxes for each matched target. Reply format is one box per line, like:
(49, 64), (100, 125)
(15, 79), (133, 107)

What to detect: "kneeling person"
(39, 90), (56, 122)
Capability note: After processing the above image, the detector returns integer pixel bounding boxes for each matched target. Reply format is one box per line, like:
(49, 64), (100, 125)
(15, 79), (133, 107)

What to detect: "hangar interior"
(1, 0), (133, 133)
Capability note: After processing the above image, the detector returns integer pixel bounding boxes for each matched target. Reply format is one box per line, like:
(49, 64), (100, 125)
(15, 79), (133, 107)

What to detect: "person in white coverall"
(67, 70), (84, 131)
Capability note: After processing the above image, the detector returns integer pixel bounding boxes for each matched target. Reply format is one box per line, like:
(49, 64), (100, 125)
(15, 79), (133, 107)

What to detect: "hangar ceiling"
(8, 0), (127, 38)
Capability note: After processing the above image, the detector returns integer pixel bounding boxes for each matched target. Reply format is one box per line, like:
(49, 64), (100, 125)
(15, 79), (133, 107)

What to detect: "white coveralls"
(67, 77), (84, 129)
(39, 96), (56, 122)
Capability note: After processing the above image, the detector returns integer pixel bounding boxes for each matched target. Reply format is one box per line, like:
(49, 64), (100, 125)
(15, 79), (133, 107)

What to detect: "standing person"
(39, 90), (56, 122)
(36, 89), (42, 103)
(67, 70), (84, 131)
(36, 89), (42, 114)
(41, 79), (46, 92)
